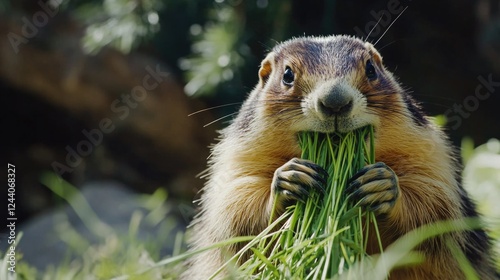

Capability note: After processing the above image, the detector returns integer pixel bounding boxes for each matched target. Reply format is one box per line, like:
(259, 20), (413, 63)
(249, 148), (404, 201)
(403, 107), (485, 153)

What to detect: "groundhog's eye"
(365, 60), (377, 81)
(282, 66), (295, 86)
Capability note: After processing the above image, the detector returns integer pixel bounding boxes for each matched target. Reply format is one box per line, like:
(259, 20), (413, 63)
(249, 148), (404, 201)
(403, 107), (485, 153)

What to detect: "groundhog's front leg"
(271, 157), (327, 210)
(345, 162), (400, 216)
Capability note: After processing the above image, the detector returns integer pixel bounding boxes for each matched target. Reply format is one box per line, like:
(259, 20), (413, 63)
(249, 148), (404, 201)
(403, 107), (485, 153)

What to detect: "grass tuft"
(228, 126), (382, 279)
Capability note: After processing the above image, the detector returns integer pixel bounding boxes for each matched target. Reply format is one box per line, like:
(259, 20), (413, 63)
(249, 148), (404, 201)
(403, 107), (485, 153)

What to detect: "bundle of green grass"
(233, 126), (382, 279)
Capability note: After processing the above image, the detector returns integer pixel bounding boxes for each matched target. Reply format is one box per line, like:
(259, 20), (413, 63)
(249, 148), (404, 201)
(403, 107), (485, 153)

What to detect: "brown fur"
(183, 35), (497, 279)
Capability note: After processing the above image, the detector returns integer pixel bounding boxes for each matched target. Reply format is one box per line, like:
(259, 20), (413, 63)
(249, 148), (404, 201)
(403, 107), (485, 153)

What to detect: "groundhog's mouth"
(297, 123), (373, 143)
(307, 115), (369, 134)
(298, 87), (375, 134)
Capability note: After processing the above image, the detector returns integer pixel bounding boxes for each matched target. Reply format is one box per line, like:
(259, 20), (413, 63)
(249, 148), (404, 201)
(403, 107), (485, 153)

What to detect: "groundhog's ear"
(258, 52), (275, 87)
(364, 42), (383, 65)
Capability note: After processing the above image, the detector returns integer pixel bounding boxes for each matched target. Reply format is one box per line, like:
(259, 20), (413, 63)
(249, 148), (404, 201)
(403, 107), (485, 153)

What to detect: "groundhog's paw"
(271, 158), (327, 206)
(346, 162), (399, 216)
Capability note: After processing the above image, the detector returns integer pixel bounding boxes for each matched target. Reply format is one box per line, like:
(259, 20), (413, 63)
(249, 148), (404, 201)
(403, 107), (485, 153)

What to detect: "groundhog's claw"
(346, 162), (399, 216)
(272, 158), (327, 207)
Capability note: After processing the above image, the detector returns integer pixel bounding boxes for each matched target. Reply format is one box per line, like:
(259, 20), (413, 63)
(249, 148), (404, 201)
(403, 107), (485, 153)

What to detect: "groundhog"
(183, 35), (498, 279)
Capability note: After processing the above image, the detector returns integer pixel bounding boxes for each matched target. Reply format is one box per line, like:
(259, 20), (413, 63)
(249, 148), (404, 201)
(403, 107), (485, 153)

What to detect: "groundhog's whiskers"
(202, 112), (239, 127)
(188, 102), (243, 116)
(200, 100), (303, 127)
(365, 16), (385, 42)
(373, 6), (408, 46)
(366, 104), (408, 119)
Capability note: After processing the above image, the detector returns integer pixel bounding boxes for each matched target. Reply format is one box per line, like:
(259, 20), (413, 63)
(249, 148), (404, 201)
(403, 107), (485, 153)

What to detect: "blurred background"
(0, 0), (499, 278)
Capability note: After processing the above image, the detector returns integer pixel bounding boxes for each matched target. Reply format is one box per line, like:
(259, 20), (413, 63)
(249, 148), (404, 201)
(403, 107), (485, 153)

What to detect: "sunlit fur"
(182, 35), (497, 279)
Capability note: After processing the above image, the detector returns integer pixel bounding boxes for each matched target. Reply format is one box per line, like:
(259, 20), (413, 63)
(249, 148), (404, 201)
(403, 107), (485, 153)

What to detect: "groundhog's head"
(255, 35), (424, 134)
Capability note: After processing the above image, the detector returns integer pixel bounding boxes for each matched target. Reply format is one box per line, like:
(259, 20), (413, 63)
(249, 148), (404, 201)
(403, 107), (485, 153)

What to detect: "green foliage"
(431, 114), (447, 127)
(74, 0), (163, 54)
(179, 0), (296, 98)
(462, 138), (500, 269)
(180, 5), (245, 96)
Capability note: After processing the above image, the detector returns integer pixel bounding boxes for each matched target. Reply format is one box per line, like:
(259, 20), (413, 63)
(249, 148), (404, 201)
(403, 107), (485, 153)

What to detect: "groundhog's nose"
(317, 85), (353, 117)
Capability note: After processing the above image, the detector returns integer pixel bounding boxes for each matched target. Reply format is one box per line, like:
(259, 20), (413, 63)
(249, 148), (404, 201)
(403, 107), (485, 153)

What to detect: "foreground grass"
(1, 174), (185, 280)
(2, 138), (500, 279)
